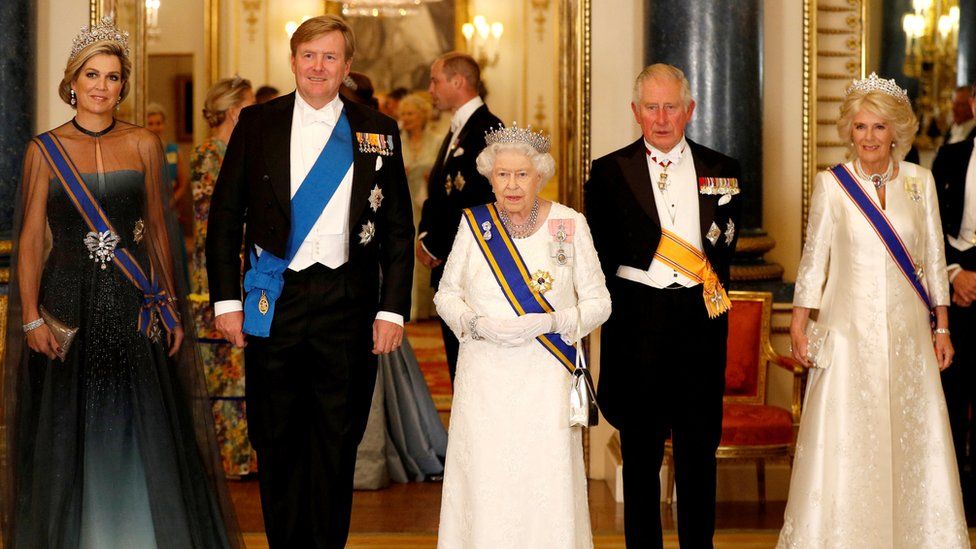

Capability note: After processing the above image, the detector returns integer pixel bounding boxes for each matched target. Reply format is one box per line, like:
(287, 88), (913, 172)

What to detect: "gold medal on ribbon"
(258, 290), (270, 315)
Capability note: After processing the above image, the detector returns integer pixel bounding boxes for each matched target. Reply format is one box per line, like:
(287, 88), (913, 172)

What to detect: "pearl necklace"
(854, 158), (894, 190)
(498, 200), (540, 239)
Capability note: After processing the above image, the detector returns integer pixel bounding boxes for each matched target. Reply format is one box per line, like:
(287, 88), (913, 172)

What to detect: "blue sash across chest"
(34, 132), (180, 338)
(463, 204), (576, 372)
(242, 110), (353, 337)
(829, 164), (932, 311)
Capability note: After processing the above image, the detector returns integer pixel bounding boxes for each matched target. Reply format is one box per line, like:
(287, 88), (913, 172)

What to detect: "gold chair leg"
(756, 459), (766, 506)
(665, 452), (675, 505)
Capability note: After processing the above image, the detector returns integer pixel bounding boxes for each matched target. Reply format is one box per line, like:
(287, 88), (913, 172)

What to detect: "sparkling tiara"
(70, 17), (130, 61)
(846, 72), (910, 104)
(484, 123), (551, 154)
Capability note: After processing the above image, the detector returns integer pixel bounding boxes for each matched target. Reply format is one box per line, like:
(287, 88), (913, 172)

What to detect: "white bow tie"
(303, 108), (337, 127)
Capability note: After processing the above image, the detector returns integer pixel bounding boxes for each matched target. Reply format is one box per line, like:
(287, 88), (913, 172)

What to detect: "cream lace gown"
(434, 202), (611, 549)
(778, 162), (969, 548)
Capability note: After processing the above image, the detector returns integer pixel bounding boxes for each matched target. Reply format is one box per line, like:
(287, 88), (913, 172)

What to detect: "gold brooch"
(528, 270), (553, 294)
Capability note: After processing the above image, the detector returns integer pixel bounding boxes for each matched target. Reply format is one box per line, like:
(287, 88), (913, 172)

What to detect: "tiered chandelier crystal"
(341, 0), (443, 17)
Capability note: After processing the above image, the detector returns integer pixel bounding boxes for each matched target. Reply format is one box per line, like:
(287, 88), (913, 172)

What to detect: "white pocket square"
(718, 194), (732, 206)
(452, 147), (464, 157)
(375, 156), (383, 171)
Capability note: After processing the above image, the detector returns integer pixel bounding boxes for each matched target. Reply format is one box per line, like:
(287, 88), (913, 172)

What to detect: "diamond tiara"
(70, 17), (130, 61)
(484, 123), (551, 154)
(846, 72), (910, 105)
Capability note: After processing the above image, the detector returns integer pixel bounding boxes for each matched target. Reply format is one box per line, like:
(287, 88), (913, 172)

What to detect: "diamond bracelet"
(22, 318), (45, 332)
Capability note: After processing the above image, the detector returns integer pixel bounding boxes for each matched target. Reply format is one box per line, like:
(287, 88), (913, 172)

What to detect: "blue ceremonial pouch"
(242, 111), (353, 337)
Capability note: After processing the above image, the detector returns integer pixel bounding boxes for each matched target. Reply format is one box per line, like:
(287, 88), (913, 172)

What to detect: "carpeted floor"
(405, 320), (452, 412)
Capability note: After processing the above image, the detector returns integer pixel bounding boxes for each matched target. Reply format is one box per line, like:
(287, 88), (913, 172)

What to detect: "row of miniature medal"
(356, 132), (395, 156)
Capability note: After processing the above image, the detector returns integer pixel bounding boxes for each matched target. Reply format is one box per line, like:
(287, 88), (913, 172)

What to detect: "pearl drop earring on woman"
(70, 89), (76, 106)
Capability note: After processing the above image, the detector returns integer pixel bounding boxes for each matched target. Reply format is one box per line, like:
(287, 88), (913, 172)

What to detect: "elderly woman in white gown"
(778, 73), (968, 548)
(434, 125), (611, 548)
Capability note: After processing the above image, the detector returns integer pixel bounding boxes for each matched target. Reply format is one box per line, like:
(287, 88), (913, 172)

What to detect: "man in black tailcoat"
(416, 52), (502, 382)
(206, 15), (413, 548)
(933, 82), (976, 508)
(585, 63), (742, 549)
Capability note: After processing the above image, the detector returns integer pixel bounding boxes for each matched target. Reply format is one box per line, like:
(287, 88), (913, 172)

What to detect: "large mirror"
(803, 0), (973, 230)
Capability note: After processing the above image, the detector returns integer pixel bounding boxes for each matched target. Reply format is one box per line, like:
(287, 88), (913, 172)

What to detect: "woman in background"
(189, 76), (256, 478)
(398, 92), (441, 320)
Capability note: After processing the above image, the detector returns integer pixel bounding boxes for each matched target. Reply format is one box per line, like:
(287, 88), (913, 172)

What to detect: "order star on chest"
(368, 184), (384, 212)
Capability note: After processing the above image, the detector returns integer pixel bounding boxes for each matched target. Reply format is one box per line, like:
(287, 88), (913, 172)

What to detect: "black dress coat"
(205, 92), (414, 319)
(418, 104), (502, 288)
(584, 137), (742, 427)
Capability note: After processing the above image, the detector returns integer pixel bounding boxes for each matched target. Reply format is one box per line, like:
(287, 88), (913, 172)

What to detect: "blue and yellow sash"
(463, 204), (576, 373)
(242, 110), (353, 337)
(34, 131), (180, 337)
(830, 164), (932, 311)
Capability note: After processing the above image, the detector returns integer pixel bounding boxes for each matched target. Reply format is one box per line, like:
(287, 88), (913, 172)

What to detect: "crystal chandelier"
(902, 0), (960, 147)
(341, 0), (443, 18)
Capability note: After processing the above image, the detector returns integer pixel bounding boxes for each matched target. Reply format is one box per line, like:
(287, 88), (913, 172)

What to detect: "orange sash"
(653, 229), (731, 318)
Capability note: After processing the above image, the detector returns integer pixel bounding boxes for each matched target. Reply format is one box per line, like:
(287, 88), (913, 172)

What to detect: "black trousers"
(244, 264), (377, 549)
(942, 298), (976, 497)
(606, 282), (726, 549)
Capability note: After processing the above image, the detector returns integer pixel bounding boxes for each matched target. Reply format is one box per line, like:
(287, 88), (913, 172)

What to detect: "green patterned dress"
(189, 138), (256, 477)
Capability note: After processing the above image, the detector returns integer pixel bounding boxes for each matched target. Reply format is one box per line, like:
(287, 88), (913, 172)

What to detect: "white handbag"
(569, 313), (599, 427)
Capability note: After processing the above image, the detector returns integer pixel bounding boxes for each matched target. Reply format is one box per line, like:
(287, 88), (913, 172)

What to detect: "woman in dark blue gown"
(0, 19), (242, 548)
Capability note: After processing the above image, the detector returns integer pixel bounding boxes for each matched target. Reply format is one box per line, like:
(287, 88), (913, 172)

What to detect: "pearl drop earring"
(70, 89), (77, 106)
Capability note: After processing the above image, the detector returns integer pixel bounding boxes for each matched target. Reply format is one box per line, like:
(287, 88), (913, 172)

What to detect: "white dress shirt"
(947, 119), (976, 145)
(616, 138), (702, 289)
(946, 138), (976, 281)
(215, 92), (402, 325)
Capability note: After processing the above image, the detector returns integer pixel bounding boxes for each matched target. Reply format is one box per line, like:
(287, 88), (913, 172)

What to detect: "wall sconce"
(901, 0), (960, 148)
(462, 15), (503, 68)
(285, 16), (312, 37)
(146, 0), (161, 39)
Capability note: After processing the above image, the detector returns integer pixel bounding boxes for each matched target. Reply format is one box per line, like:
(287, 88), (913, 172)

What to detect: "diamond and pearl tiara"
(484, 123), (552, 154)
(70, 17), (130, 61)
(846, 72), (910, 105)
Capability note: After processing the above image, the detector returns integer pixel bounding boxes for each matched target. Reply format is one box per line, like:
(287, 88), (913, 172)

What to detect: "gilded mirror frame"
(802, 0), (871, 237)
(90, 0), (148, 124)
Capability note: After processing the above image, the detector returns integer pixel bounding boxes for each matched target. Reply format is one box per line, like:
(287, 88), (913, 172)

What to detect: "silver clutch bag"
(40, 305), (78, 361)
(804, 319), (833, 369)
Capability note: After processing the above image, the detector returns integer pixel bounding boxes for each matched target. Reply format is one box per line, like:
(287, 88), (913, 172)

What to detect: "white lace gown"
(778, 162), (969, 548)
(434, 202), (611, 549)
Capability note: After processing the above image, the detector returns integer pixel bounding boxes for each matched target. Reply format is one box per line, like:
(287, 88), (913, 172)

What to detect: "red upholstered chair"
(663, 290), (805, 505)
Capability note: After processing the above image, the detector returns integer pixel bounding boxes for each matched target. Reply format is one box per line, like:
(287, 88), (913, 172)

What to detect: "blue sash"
(34, 132), (180, 337)
(829, 164), (932, 311)
(242, 110), (353, 337)
(463, 204), (576, 373)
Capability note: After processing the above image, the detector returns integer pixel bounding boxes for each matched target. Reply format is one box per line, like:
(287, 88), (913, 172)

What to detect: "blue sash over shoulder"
(34, 132), (180, 338)
(462, 204), (576, 373)
(829, 164), (932, 311)
(243, 110), (353, 337)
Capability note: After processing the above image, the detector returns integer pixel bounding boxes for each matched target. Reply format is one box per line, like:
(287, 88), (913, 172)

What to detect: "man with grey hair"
(417, 51), (502, 382)
(585, 63), (742, 548)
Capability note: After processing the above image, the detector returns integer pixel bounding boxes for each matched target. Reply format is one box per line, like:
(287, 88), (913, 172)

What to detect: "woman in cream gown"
(778, 74), (968, 548)
(435, 126), (610, 548)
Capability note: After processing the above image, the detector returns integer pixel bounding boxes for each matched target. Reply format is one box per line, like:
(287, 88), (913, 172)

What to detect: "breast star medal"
(706, 222), (721, 246)
(258, 290), (270, 315)
(724, 219), (735, 245)
(359, 221), (376, 245)
(529, 270), (554, 294)
(368, 185), (384, 212)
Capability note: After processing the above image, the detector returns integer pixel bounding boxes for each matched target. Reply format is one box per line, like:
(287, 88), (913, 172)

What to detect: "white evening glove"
(504, 313), (555, 344)
(550, 307), (579, 345)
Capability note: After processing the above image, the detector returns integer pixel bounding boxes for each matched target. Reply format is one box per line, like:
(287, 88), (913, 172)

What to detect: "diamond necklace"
(854, 158), (894, 190)
(498, 199), (540, 239)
